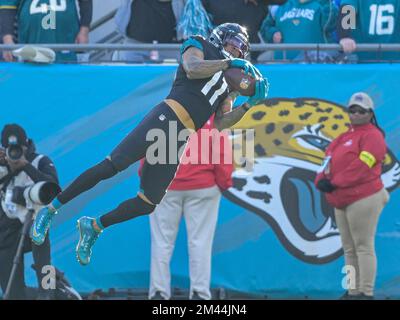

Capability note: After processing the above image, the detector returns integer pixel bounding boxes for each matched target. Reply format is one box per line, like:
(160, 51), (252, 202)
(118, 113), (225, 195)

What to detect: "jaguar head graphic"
(225, 98), (400, 264)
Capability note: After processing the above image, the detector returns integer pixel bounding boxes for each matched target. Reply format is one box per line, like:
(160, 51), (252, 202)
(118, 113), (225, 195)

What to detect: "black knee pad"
(108, 153), (133, 172)
(97, 158), (119, 179)
(132, 196), (156, 215)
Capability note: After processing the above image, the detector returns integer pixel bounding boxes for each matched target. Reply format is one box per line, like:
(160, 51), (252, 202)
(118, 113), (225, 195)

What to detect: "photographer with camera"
(0, 124), (60, 300)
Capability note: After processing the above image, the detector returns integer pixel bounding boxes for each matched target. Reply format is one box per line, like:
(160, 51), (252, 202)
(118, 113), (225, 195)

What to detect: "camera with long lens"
(6, 135), (24, 161)
(3, 181), (61, 222)
(10, 181), (61, 208)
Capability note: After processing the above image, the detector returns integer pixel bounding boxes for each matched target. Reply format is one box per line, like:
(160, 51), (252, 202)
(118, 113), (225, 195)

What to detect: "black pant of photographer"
(0, 210), (52, 300)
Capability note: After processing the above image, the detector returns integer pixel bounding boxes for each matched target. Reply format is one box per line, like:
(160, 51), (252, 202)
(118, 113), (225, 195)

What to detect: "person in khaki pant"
(315, 92), (389, 300)
(139, 115), (233, 300)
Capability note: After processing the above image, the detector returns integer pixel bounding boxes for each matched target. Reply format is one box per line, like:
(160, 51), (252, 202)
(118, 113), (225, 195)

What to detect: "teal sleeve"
(180, 37), (204, 56)
(260, 14), (279, 43)
(0, 0), (19, 8)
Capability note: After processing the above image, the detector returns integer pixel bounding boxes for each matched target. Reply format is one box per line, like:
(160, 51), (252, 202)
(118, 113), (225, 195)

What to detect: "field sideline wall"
(0, 63), (399, 298)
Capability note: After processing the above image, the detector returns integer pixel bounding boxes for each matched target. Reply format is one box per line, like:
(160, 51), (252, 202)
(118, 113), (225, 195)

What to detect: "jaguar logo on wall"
(225, 98), (400, 264)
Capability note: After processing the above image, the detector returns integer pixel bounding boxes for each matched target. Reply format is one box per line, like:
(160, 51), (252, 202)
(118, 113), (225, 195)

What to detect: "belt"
(164, 99), (196, 131)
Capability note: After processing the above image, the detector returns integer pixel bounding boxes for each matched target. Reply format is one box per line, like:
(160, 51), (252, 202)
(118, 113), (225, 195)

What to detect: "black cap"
(1, 124), (28, 148)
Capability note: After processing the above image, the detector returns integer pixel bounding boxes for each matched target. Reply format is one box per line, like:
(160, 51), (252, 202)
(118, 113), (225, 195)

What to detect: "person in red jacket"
(315, 92), (390, 300)
(140, 115), (233, 300)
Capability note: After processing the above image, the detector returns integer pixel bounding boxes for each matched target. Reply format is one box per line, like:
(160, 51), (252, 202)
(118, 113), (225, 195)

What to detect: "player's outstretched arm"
(214, 92), (249, 131)
(214, 76), (270, 131)
(214, 103), (250, 131)
(182, 47), (230, 80)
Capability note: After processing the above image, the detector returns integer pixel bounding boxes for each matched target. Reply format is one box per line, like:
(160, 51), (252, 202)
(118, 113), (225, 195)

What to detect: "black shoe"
(191, 292), (205, 300)
(150, 291), (166, 300)
(339, 291), (361, 300)
(356, 293), (374, 300)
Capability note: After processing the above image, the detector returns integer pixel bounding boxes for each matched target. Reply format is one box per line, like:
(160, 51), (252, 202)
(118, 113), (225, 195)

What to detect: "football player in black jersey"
(30, 23), (269, 265)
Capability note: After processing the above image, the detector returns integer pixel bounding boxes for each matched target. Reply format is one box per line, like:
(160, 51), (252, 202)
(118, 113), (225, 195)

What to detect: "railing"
(1, 43), (400, 52)
(90, 9), (118, 32)
(1, 43), (399, 63)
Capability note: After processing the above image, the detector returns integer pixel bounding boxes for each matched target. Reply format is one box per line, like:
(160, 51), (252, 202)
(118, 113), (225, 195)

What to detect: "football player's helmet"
(208, 23), (250, 59)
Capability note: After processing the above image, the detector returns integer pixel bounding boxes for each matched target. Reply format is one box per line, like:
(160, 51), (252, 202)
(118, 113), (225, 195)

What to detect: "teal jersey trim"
(180, 37), (204, 56)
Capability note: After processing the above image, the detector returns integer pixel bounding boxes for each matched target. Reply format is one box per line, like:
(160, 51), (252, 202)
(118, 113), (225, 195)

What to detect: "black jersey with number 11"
(166, 36), (230, 130)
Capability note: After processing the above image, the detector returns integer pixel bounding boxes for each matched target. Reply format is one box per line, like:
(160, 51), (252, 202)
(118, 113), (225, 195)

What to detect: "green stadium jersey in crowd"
(340, 0), (400, 61)
(0, 0), (81, 62)
(260, 0), (338, 60)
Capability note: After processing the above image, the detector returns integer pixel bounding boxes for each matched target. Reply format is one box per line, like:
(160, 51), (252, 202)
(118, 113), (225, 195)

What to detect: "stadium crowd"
(0, 0), (399, 63)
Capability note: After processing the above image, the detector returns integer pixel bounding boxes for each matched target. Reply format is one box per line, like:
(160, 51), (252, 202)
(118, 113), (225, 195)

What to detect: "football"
(224, 68), (256, 96)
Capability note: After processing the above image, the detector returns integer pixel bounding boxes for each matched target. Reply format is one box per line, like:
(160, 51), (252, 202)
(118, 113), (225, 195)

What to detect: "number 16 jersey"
(341, 0), (400, 61)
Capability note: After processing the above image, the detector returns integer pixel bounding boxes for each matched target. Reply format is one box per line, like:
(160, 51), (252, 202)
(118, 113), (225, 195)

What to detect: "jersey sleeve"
(180, 36), (204, 56)
(314, 137), (336, 186)
(260, 6), (280, 43)
(0, 0), (19, 9)
(358, 130), (386, 167)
